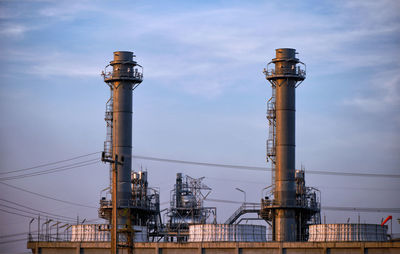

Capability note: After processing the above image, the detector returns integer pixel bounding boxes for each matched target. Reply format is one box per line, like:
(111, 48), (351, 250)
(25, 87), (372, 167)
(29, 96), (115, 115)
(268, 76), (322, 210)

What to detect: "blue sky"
(0, 0), (399, 252)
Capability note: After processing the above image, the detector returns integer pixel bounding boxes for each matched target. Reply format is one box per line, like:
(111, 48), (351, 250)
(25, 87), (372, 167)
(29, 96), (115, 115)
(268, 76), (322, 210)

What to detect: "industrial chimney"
(99, 51), (143, 246)
(260, 48), (306, 241)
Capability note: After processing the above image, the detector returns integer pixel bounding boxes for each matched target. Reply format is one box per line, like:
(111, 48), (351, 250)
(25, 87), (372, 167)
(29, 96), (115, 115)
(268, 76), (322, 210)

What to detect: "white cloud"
(37, 1), (98, 20)
(0, 50), (102, 78)
(1, 0), (399, 96)
(0, 23), (28, 37)
(343, 69), (400, 113)
(126, 1), (400, 77)
(29, 62), (100, 78)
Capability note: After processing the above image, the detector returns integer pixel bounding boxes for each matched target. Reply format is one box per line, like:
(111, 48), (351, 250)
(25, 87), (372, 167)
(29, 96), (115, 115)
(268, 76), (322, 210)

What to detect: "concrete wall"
(27, 241), (400, 254)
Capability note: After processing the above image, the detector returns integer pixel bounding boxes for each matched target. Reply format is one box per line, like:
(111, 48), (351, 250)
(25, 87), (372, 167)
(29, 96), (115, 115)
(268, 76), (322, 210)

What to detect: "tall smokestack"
(101, 51), (143, 225)
(262, 48), (306, 241)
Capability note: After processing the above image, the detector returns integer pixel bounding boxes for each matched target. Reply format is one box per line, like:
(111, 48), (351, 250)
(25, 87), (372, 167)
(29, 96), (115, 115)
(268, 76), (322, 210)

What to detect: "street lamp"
(28, 218), (35, 241)
(59, 224), (69, 241)
(42, 219), (53, 241)
(50, 222), (61, 241)
(235, 188), (246, 204)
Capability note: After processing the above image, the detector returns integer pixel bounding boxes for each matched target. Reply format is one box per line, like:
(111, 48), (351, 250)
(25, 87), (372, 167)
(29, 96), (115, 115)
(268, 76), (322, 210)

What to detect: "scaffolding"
(98, 170), (162, 236)
(165, 173), (216, 242)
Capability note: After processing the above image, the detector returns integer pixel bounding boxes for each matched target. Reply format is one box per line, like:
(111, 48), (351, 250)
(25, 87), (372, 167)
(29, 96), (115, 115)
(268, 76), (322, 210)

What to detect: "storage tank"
(71, 224), (148, 242)
(188, 224), (266, 242)
(308, 224), (387, 242)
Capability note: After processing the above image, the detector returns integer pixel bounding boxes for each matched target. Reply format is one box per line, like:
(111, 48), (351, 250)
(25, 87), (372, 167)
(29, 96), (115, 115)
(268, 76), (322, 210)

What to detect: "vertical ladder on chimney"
(104, 89), (113, 188)
(266, 86), (276, 194)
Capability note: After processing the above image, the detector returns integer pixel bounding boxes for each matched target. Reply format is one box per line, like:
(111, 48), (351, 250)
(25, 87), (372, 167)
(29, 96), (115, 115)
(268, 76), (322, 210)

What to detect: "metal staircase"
(224, 203), (261, 224)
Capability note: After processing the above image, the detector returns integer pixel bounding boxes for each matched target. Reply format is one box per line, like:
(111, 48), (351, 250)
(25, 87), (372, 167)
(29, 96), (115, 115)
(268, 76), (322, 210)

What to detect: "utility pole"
(112, 155), (118, 254)
(103, 153), (124, 254)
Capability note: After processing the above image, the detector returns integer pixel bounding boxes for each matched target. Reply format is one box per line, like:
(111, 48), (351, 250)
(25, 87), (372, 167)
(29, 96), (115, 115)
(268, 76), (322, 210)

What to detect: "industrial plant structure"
(260, 48), (321, 241)
(26, 50), (399, 254)
(165, 173), (216, 242)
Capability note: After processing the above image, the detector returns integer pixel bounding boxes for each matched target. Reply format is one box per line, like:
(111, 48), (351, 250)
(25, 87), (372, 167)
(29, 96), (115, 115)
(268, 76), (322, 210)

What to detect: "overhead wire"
(206, 176), (400, 192)
(0, 151), (101, 175)
(1, 151), (397, 181)
(0, 159), (100, 181)
(0, 237), (29, 245)
(204, 198), (400, 213)
(0, 208), (34, 219)
(0, 218), (30, 227)
(132, 154), (400, 178)
(0, 152), (397, 224)
(0, 204), (72, 223)
(0, 231), (34, 239)
(0, 182), (97, 209)
(322, 206), (400, 213)
(0, 198), (76, 221)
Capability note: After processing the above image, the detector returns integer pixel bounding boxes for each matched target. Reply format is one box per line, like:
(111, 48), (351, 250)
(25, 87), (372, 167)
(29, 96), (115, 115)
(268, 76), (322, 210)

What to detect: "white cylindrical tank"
(188, 224), (266, 242)
(71, 224), (148, 242)
(308, 224), (387, 242)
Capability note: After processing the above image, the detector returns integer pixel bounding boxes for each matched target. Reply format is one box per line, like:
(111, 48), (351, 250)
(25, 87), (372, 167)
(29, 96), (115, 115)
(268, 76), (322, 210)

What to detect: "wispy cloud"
(0, 23), (29, 37)
(106, 1), (400, 95)
(37, 1), (98, 20)
(343, 69), (400, 114)
(1, 0), (399, 96)
(0, 50), (101, 78)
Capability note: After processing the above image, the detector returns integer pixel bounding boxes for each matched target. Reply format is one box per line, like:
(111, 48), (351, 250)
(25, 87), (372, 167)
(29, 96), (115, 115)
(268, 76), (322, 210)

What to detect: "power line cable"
(0, 152), (100, 175)
(207, 176), (266, 185)
(132, 155), (269, 171)
(0, 159), (100, 181)
(206, 176), (400, 192)
(0, 182), (97, 209)
(0, 198), (76, 221)
(322, 206), (400, 213)
(0, 208), (34, 219)
(0, 237), (28, 244)
(0, 204), (74, 224)
(0, 231), (34, 239)
(204, 198), (400, 213)
(0, 218), (29, 227)
(132, 155), (400, 178)
(317, 186), (400, 192)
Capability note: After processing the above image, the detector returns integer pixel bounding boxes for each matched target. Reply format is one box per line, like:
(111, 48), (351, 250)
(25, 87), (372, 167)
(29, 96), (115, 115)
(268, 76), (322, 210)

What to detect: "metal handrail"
(261, 199), (321, 210)
(225, 203), (261, 224)
(103, 70), (143, 80)
(100, 199), (159, 211)
(264, 68), (306, 78)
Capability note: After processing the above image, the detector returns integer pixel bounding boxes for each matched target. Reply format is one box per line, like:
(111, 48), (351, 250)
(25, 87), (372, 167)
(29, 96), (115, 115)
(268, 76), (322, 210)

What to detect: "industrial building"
(27, 49), (400, 253)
